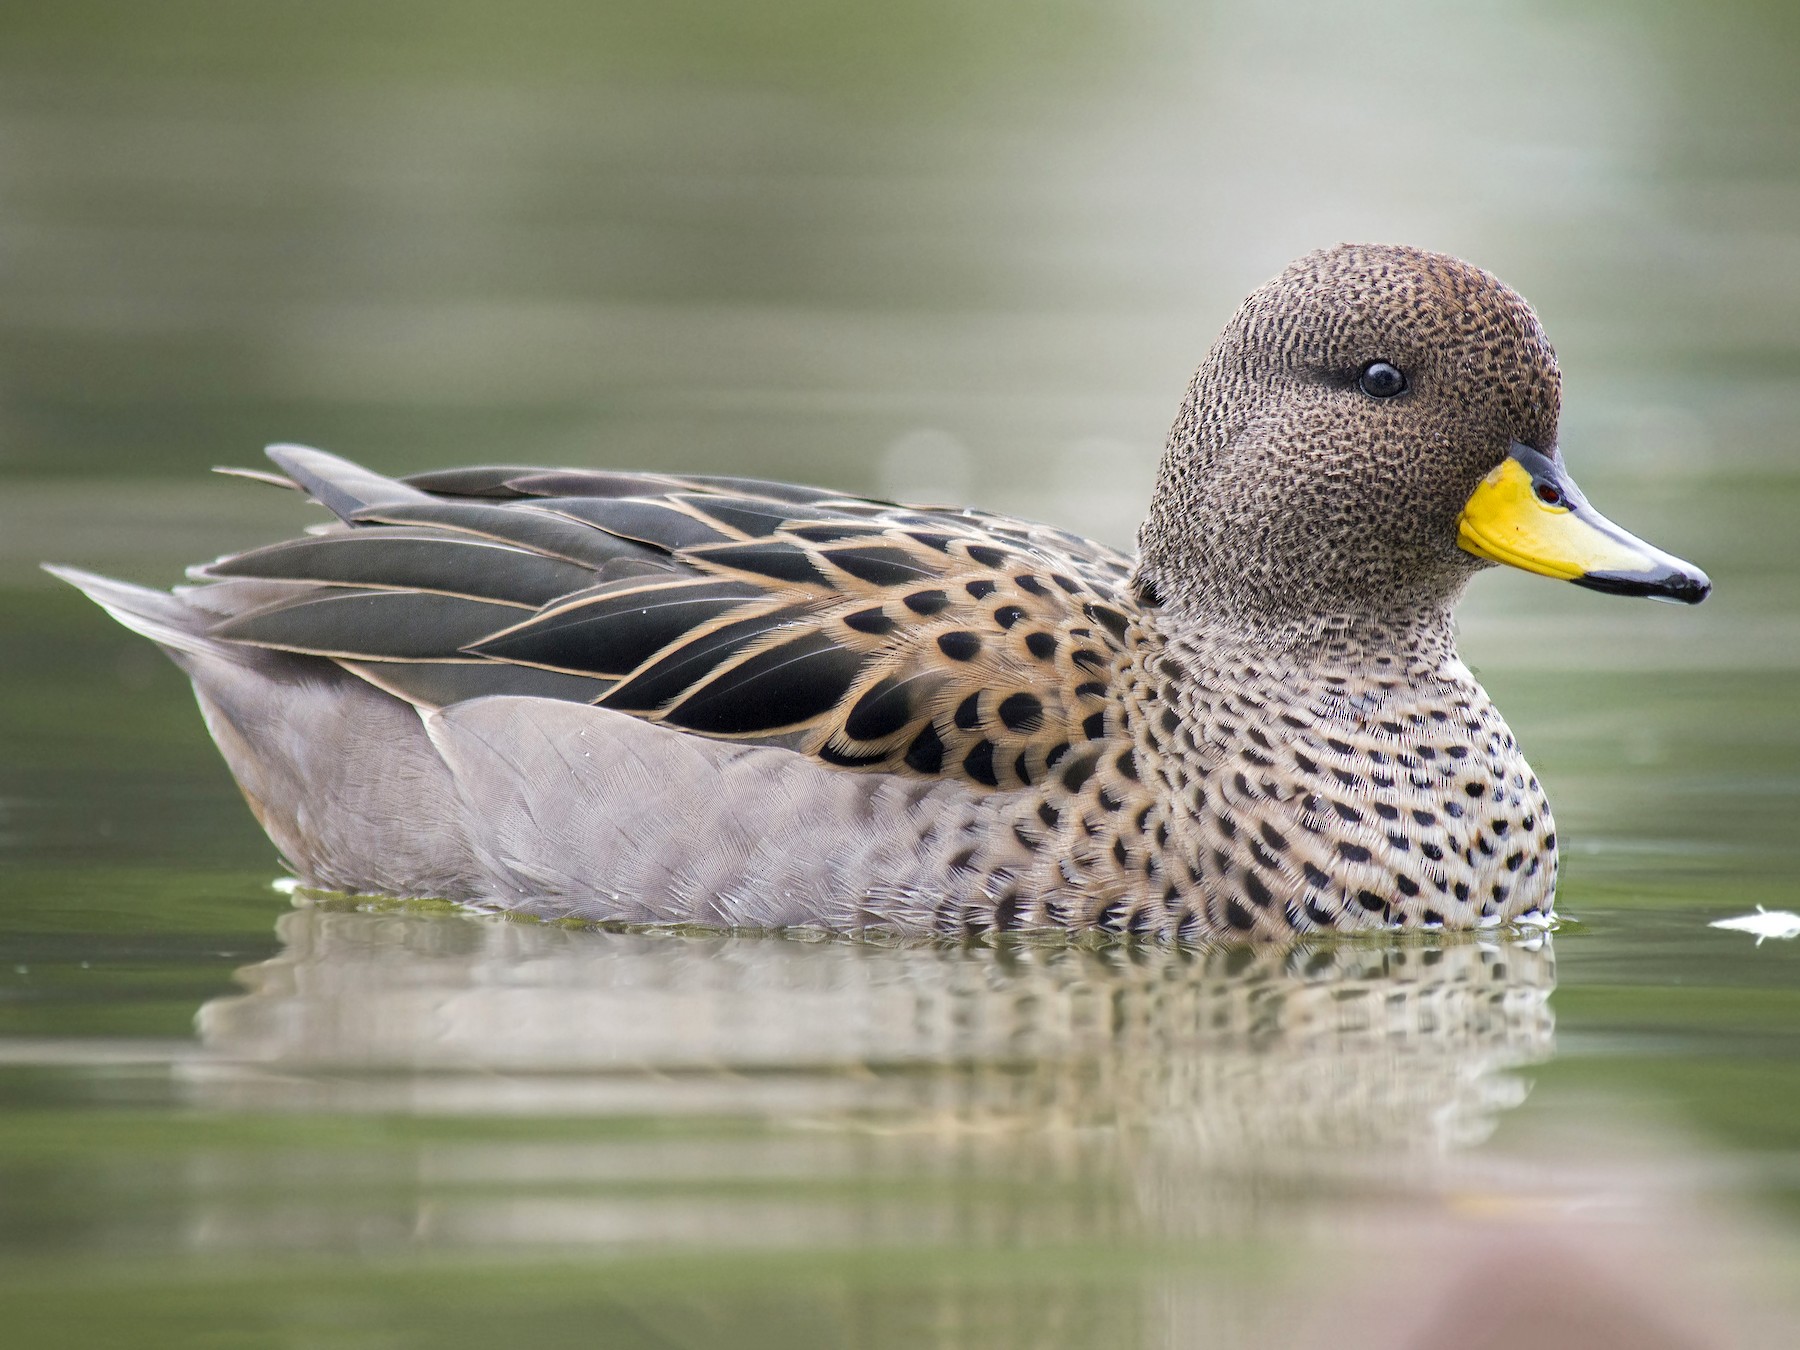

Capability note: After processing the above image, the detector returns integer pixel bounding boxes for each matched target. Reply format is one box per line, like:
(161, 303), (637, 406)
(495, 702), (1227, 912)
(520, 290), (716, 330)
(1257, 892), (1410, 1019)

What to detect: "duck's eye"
(1357, 361), (1408, 399)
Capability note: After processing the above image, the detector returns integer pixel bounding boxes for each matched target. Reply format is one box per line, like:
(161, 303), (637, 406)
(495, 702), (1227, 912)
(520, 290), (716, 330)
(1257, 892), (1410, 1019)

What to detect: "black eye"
(1357, 361), (1408, 399)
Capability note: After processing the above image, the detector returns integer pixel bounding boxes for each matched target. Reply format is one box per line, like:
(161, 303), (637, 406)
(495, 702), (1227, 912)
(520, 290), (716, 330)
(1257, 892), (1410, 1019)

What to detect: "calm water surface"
(2, 1), (1799, 1345)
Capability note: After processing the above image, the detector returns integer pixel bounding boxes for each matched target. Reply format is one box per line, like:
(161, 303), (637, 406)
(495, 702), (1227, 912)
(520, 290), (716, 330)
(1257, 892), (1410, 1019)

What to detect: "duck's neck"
(1142, 584), (1466, 681)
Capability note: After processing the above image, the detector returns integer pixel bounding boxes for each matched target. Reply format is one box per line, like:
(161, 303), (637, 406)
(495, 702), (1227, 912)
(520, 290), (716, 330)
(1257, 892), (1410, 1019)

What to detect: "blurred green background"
(2, 1), (1799, 1346)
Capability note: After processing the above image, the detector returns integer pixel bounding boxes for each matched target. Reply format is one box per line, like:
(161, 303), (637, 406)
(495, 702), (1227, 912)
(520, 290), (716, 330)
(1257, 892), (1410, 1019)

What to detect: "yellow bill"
(1457, 443), (1710, 604)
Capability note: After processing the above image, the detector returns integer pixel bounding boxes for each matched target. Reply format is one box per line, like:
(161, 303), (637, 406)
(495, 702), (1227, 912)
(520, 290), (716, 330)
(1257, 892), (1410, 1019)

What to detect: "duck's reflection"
(188, 903), (1553, 1153)
(166, 904), (1563, 1340)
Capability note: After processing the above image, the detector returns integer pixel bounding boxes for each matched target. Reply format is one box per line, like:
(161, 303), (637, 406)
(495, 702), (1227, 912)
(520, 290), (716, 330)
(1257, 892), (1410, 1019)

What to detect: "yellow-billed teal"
(51, 244), (1710, 940)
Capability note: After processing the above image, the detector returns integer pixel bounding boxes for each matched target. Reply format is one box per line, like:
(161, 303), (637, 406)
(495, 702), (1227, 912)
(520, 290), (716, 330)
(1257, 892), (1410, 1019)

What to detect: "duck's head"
(1138, 243), (1709, 641)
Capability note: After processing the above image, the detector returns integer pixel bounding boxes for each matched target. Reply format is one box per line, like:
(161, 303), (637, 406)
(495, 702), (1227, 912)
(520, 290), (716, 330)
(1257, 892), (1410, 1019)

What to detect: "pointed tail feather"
(263, 443), (432, 523)
(42, 564), (229, 662)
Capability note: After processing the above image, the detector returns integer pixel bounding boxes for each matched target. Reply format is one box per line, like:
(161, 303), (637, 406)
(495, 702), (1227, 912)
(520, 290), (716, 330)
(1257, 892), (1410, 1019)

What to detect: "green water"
(3, 1), (1800, 1345)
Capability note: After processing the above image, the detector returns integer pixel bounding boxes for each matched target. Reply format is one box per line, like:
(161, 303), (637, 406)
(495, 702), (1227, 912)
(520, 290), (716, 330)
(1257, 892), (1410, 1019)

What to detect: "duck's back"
(209, 447), (1142, 790)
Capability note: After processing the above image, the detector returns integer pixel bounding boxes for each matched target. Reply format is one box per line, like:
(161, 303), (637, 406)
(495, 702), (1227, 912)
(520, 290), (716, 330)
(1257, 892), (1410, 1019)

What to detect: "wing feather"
(183, 445), (1143, 791)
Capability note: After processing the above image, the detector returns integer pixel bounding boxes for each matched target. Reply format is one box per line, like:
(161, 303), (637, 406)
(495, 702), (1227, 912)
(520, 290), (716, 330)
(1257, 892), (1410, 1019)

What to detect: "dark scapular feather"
(599, 605), (806, 713)
(659, 630), (868, 735)
(685, 540), (829, 587)
(201, 531), (596, 607)
(470, 578), (765, 676)
(215, 590), (527, 660)
(341, 660), (614, 708)
(530, 497), (737, 551)
(351, 501), (661, 570)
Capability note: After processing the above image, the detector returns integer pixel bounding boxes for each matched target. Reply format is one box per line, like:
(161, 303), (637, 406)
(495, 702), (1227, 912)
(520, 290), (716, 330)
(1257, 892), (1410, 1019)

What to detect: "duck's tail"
(41, 565), (223, 663)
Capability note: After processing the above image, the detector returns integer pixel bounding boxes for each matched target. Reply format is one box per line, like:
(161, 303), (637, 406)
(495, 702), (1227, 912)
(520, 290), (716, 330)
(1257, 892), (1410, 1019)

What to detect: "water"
(2, 1), (1799, 1344)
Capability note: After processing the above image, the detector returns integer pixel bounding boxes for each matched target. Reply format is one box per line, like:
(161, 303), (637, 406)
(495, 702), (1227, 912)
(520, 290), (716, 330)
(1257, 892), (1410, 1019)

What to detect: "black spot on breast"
(937, 631), (982, 661)
(1074, 681), (1107, 700)
(998, 692), (1044, 732)
(993, 604), (1025, 629)
(1085, 603), (1131, 642)
(903, 589), (949, 615)
(1244, 870), (1274, 909)
(1356, 890), (1388, 914)
(1332, 801), (1362, 823)
(1081, 711), (1106, 740)
(965, 544), (1006, 569)
(1060, 751), (1098, 791)
(954, 693), (982, 731)
(1025, 632), (1057, 660)
(1259, 822), (1287, 852)
(906, 532), (955, 553)
(845, 677), (914, 740)
(1114, 748), (1139, 780)
(1111, 839), (1128, 866)
(1225, 898), (1256, 932)
(1412, 809), (1437, 826)
(1037, 801), (1061, 828)
(1071, 648), (1106, 672)
(1302, 861), (1332, 888)
(1013, 750), (1032, 783)
(1045, 741), (1070, 768)
(1396, 874), (1420, 896)
(905, 723), (945, 773)
(1337, 841), (1371, 864)
(1052, 573), (1081, 594)
(1096, 787), (1123, 812)
(965, 579), (996, 600)
(963, 740), (999, 787)
(1373, 802), (1398, 821)
(843, 607), (894, 636)
(1295, 751), (1319, 774)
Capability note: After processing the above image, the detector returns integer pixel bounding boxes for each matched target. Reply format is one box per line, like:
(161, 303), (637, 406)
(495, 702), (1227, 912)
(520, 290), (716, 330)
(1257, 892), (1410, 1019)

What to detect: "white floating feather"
(1708, 906), (1800, 944)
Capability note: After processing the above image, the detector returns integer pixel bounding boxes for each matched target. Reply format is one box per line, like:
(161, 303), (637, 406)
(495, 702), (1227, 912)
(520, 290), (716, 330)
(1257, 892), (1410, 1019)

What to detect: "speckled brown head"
(1138, 243), (1706, 642)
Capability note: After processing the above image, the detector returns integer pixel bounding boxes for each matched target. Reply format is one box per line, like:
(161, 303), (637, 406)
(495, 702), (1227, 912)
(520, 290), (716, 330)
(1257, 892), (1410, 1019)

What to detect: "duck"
(49, 243), (1710, 941)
